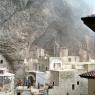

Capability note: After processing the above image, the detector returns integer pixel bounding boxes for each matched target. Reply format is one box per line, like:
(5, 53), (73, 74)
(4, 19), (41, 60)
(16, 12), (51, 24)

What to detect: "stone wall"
(48, 71), (59, 86)
(49, 70), (88, 95)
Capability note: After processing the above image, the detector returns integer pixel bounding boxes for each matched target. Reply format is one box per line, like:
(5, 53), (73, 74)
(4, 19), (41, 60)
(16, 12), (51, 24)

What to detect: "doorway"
(28, 75), (35, 86)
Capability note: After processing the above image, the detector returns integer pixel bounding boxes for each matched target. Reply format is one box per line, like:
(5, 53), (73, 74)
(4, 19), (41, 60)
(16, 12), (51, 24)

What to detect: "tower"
(59, 47), (68, 57)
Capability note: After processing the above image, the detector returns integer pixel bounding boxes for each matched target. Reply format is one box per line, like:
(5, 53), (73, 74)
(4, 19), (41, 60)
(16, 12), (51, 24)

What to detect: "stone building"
(59, 47), (69, 57)
(48, 56), (95, 95)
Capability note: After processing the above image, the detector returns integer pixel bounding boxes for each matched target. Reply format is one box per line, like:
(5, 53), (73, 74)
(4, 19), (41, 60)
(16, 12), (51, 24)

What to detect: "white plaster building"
(49, 56), (95, 71)
(48, 56), (95, 95)
(23, 47), (95, 95)
(0, 54), (10, 70)
(0, 68), (14, 95)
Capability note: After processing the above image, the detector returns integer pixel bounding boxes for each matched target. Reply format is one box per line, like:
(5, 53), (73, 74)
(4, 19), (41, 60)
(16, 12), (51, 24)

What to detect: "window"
(77, 81), (79, 85)
(54, 63), (61, 69)
(17, 92), (21, 95)
(72, 84), (75, 90)
(46, 67), (48, 71)
(0, 70), (3, 74)
(39, 66), (41, 70)
(66, 92), (69, 95)
(53, 82), (55, 86)
(0, 60), (3, 64)
(68, 58), (71, 62)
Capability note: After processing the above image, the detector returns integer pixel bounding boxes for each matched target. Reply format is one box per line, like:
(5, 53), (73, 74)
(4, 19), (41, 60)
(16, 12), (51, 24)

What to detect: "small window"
(72, 84), (75, 90)
(68, 58), (71, 62)
(77, 81), (79, 85)
(0, 60), (3, 64)
(17, 92), (21, 95)
(66, 92), (69, 95)
(46, 67), (48, 71)
(53, 82), (55, 86)
(0, 70), (3, 74)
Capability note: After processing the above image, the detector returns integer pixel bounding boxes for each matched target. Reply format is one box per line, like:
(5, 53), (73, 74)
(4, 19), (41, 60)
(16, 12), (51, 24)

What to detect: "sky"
(66, 0), (95, 16)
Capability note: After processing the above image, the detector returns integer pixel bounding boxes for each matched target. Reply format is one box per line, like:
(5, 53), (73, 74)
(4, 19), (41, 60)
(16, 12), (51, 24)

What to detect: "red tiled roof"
(79, 70), (95, 79)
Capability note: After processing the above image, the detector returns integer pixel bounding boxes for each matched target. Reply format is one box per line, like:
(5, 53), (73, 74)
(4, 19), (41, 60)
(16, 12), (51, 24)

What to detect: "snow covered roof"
(0, 72), (14, 76)
(0, 68), (14, 76)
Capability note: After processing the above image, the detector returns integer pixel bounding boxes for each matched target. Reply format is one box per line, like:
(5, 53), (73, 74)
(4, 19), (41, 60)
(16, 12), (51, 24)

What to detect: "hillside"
(0, 0), (95, 65)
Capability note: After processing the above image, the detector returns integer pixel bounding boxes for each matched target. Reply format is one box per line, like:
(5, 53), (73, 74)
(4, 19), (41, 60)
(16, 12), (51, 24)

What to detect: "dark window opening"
(77, 81), (79, 85)
(68, 58), (71, 62)
(0, 60), (3, 64)
(17, 92), (21, 95)
(72, 84), (75, 90)
(0, 70), (3, 74)
(66, 92), (69, 95)
(53, 82), (54, 86)
(46, 67), (48, 71)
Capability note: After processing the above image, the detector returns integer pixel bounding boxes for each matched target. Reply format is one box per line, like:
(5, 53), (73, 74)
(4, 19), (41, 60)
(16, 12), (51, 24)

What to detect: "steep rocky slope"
(0, 0), (95, 66)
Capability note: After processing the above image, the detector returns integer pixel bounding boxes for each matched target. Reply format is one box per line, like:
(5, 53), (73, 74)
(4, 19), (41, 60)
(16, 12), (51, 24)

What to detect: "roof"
(81, 15), (95, 32)
(80, 70), (95, 79)
(0, 72), (14, 76)
(0, 68), (14, 76)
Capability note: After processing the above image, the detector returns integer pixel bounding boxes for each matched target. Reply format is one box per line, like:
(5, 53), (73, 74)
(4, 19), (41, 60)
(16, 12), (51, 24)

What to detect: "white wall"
(49, 57), (62, 70)
(48, 71), (59, 86)
(49, 70), (80, 95)
(0, 54), (10, 70)
(49, 70), (88, 95)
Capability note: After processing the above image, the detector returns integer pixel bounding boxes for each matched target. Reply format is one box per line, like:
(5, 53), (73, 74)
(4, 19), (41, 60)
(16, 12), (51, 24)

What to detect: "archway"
(54, 62), (61, 70)
(50, 58), (62, 70)
(27, 74), (35, 86)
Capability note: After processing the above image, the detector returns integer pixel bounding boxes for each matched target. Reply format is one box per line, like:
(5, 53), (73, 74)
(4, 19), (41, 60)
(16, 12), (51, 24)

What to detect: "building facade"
(48, 56), (95, 95)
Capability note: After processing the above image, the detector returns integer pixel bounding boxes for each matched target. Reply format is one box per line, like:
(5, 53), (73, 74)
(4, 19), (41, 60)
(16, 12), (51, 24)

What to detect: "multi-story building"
(48, 55), (95, 95)
(23, 46), (95, 95)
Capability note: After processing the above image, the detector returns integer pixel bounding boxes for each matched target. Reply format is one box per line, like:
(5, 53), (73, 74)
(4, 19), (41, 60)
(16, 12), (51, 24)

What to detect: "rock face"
(0, 0), (95, 67)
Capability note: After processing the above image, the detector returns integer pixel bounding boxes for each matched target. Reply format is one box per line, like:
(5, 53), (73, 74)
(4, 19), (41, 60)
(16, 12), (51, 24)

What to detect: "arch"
(50, 58), (62, 70)
(53, 62), (61, 70)
(27, 74), (36, 86)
